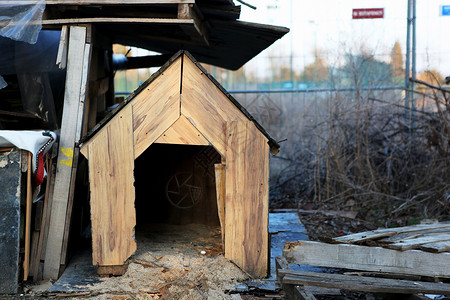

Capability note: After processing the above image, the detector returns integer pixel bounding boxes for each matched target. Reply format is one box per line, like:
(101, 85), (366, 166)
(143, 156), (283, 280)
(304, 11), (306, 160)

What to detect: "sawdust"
(74, 254), (248, 299)
(38, 224), (249, 299)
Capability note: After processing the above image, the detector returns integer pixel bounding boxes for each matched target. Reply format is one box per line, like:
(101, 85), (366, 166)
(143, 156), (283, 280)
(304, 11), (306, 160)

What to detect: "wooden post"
(43, 26), (91, 280)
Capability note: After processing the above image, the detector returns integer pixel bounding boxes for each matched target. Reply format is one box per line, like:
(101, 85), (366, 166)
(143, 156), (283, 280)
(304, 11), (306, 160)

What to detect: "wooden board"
(224, 121), (269, 278)
(386, 233), (450, 251)
(379, 227), (450, 244)
(44, 26), (90, 280)
(155, 115), (210, 145)
(420, 241), (450, 253)
(88, 105), (137, 266)
(283, 241), (450, 278)
(276, 257), (317, 300)
(214, 163), (226, 248)
(132, 57), (182, 158)
(181, 54), (248, 157)
(333, 222), (450, 244)
(279, 270), (450, 295)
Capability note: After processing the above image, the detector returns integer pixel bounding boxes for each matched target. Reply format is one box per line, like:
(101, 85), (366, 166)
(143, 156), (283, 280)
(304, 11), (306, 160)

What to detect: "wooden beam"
(41, 18), (195, 25)
(283, 241), (450, 278)
(224, 121), (269, 278)
(177, 4), (210, 46)
(43, 26), (91, 280)
(279, 270), (450, 295)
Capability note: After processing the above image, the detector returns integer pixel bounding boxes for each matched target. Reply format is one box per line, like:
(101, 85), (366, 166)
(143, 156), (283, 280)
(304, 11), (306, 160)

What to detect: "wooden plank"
(283, 241), (450, 278)
(154, 115), (210, 146)
(23, 151), (32, 281)
(294, 286), (317, 300)
(224, 121), (269, 278)
(386, 234), (450, 251)
(41, 18), (195, 25)
(56, 25), (68, 70)
(333, 222), (450, 244)
(214, 163), (226, 248)
(379, 227), (450, 243)
(181, 54), (248, 157)
(44, 26), (89, 280)
(276, 257), (317, 300)
(32, 157), (54, 281)
(420, 241), (450, 253)
(280, 270), (450, 295)
(132, 56), (182, 158)
(88, 105), (137, 266)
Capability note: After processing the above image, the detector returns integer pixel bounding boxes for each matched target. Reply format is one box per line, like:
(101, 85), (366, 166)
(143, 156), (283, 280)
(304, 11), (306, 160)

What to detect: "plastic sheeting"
(0, 0), (46, 89)
(0, 31), (64, 129)
(0, 0), (45, 44)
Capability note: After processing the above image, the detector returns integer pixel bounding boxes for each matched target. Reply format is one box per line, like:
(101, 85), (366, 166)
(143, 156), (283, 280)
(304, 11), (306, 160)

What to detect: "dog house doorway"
(133, 143), (223, 256)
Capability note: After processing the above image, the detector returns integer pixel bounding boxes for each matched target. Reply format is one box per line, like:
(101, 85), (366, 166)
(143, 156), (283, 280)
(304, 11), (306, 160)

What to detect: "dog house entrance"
(133, 143), (222, 256)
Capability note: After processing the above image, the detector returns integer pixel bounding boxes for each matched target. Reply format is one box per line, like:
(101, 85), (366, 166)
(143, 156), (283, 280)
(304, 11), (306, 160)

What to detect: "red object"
(352, 8), (384, 19)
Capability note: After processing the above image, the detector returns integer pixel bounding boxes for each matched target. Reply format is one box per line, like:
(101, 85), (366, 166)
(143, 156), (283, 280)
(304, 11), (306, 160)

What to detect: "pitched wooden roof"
(79, 50), (280, 155)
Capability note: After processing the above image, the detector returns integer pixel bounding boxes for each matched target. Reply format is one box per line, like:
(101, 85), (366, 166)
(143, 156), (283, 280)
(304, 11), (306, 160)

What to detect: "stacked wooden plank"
(280, 222), (450, 300)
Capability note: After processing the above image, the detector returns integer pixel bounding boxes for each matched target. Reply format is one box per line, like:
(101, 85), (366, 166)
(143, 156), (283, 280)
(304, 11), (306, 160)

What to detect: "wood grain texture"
(280, 270), (450, 295)
(181, 54), (247, 157)
(133, 57), (181, 158)
(44, 26), (89, 280)
(155, 115), (209, 145)
(88, 105), (137, 266)
(386, 233), (450, 251)
(283, 241), (450, 278)
(333, 222), (450, 244)
(420, 241), (450, 253)
(225, 121), (269, 278)
(214, 163), (226, 248)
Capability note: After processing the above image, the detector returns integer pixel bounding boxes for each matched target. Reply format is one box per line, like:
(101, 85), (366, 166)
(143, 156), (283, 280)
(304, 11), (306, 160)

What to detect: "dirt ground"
(25, 224), (252, 300)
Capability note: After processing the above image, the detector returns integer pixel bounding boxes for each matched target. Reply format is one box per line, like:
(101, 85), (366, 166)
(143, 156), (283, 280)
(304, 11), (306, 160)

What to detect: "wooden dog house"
(79, 51), (279, 278)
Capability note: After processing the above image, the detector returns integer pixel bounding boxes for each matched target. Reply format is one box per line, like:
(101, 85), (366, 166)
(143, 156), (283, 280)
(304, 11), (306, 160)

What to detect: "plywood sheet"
(88, 105), (137, 266)
(181, 54), (247, 157)
(155, 115), (209, 145)
(225, 121), (269, 278)
(133, 57), (182, 158)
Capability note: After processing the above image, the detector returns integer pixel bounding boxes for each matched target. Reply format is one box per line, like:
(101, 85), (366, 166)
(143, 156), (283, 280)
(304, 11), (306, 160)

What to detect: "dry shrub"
(236, 84), (450, 227)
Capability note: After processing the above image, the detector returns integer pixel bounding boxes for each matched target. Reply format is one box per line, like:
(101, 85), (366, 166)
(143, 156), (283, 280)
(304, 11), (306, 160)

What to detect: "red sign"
(352, 8), (384, 19)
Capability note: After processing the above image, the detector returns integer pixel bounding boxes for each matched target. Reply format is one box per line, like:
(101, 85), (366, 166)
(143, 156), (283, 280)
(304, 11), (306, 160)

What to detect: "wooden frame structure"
(79, 51), (279, 277)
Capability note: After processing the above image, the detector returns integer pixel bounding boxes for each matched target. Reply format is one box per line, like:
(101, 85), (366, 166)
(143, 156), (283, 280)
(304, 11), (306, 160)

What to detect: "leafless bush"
(234, 82), (449, 226)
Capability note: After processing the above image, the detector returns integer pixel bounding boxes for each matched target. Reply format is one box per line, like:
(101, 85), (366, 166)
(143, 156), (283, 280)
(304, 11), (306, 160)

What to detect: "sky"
(237, 0), (450, 77)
